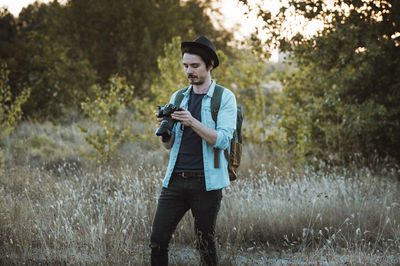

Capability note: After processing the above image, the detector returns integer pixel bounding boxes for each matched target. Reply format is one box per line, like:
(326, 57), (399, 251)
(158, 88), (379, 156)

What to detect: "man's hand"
(171, 107), (194, 127)
(155, 112), (163, 126)
(172, 107), (217, 145)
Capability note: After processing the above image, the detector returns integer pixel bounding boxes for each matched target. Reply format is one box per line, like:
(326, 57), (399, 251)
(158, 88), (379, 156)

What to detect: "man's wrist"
(186, 117), (195, 128)
(161, 135), (171, 142)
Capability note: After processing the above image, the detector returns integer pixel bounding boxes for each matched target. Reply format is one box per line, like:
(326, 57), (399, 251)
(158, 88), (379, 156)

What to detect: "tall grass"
(0, 121), (399, 264)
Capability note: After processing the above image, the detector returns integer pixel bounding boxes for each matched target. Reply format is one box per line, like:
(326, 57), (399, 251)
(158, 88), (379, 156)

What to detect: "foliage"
(241, 0), (400, 163)
(135, 37), (280, 143)
(78, 76), (135, 164)
(1, 3), (97, 119)
(133, 36), (187, 142)
(150, 36), (189, 107)
(0, 0), (233, 119)
(0, 63), (30, 169)
(64, 0), (232, 92)
(214, 49), (281, 143)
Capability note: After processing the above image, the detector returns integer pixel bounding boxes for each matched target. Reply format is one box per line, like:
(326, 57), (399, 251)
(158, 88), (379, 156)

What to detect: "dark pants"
(150, 173), (222, 266)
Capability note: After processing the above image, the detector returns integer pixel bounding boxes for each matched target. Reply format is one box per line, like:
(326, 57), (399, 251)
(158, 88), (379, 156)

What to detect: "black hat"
(181, 36), (219, 68)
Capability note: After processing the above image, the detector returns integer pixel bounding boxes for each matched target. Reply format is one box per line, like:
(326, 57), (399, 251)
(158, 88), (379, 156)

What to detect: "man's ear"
(208, 60), (214, 71)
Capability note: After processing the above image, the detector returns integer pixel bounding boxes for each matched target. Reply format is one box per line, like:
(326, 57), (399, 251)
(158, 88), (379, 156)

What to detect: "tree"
(214, 49), (280, 143)
(0, 8), (16, 60)
(0, 63), (30, 169)
(241, 0), (400, 162)
(1, 0), (233, 119)
(63, 0), (232, 96)
(1, 3), (97, 119)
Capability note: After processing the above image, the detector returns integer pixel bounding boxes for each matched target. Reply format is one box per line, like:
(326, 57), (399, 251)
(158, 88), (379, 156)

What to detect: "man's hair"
(181, 46), (214, 70)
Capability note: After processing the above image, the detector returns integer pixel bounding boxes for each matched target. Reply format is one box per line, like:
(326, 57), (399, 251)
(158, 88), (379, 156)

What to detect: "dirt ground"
(168, 246), (400, 265)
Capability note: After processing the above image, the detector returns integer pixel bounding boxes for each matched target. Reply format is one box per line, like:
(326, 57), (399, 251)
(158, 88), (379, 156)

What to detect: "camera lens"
(155, 104), (178, 138)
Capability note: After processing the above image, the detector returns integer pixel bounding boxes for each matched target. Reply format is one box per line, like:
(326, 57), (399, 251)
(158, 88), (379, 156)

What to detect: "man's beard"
(188, 75), (204, 85)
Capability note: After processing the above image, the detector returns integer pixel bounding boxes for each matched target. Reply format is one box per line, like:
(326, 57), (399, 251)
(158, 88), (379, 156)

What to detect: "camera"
(155, 103), (179, 141)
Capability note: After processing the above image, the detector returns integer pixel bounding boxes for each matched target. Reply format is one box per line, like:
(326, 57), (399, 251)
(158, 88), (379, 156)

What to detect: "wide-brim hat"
(181, 36), (219, 68)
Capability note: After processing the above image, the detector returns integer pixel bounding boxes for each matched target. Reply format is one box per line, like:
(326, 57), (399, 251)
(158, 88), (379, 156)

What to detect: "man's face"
(182, 53), (212, 85)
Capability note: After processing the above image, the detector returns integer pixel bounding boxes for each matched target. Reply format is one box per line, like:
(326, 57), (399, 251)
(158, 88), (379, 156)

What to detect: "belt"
(174, 172), (204, 178)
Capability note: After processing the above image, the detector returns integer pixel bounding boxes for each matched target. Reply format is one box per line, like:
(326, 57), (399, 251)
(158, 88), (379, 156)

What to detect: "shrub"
(0, 63), (30, 169)
(78, 76), (136, 164)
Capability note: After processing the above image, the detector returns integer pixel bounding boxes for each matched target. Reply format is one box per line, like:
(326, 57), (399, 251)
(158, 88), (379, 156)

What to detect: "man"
(150, 36), (237, 265)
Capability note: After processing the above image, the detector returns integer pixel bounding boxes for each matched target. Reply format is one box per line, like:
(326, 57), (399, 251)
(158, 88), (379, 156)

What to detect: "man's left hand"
(171, 107), (194, 127)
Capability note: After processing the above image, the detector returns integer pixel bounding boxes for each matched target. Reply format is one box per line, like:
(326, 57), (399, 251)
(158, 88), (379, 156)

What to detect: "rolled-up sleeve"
(213, 90), (237, 150)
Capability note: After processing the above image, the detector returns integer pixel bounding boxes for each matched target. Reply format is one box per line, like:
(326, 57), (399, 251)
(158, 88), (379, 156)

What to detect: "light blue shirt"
(162, 80), (237, 191)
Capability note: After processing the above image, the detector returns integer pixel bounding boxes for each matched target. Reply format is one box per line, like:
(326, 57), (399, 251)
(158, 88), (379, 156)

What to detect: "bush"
(78, 76), (136, 164)
(0, 63), (30, 169)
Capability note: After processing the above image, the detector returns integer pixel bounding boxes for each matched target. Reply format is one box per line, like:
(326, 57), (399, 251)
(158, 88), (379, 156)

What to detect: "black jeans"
(150, 173), (222, 266)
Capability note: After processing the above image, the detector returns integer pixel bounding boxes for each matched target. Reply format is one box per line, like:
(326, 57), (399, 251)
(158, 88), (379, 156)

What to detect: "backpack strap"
(211, 85), (224, 123)
(211, 85), (224, 168)
(173, 87), (189, 132)
(173, 87), (189, 107)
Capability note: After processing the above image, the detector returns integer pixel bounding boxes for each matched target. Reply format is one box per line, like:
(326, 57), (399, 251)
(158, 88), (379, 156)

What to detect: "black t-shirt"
(174, 90), (206, 173)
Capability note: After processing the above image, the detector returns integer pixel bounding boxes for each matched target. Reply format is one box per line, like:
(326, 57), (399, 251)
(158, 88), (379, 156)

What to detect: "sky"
(0, 0), (64, 15)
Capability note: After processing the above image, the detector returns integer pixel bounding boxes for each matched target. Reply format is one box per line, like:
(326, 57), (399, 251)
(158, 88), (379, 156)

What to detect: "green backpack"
(174, 85), (243, 181)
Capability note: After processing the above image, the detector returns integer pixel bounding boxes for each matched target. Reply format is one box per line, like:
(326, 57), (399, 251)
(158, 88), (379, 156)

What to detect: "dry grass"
(0, 121), (399, 265)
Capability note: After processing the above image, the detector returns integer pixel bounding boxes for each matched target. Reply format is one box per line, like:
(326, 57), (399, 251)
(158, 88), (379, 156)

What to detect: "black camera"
(155, 103), (179, 141)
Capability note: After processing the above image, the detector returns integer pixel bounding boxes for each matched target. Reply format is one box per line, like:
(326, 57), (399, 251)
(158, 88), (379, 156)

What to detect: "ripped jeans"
(150, 173), (222, 266)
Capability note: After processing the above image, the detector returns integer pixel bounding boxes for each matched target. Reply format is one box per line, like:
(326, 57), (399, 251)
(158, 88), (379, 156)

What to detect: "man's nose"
(186, 66), (194, 73)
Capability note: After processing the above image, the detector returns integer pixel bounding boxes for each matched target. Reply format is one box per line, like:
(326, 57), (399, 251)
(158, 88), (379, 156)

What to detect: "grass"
(0, 120), (399, 265)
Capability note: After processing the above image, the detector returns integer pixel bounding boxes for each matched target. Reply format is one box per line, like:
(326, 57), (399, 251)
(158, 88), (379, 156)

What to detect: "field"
(1, 121), (399, 265)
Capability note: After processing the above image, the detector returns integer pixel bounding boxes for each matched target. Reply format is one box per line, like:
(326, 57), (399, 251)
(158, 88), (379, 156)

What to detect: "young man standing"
(150, 36), (237, 265)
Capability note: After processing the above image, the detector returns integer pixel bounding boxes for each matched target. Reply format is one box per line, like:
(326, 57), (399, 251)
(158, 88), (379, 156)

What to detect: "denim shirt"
(162, 80), (237, 191)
